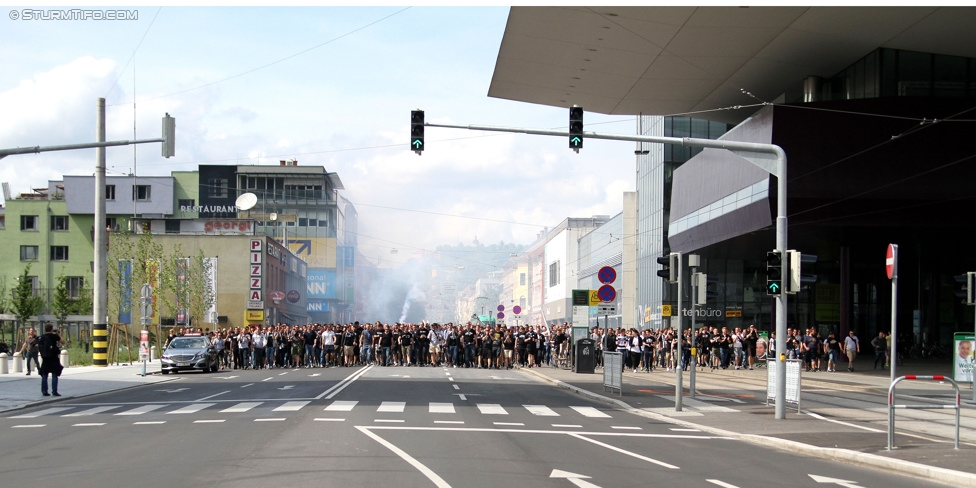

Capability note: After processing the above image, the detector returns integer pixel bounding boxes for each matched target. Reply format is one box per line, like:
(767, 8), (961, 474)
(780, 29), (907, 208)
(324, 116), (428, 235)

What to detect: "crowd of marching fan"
(164, 322), (861, 374)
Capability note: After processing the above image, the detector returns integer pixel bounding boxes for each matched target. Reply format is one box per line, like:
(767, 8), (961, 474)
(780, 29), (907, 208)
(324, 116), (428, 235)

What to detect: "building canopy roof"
(489, 6), (976, 124)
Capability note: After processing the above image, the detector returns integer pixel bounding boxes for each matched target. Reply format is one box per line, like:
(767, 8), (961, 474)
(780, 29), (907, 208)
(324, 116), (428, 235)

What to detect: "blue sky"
(0, 5), (636, 265)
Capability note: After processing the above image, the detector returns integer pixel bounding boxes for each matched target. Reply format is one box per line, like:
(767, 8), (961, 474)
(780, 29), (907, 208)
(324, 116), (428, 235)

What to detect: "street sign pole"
(675, 252), (683, 412)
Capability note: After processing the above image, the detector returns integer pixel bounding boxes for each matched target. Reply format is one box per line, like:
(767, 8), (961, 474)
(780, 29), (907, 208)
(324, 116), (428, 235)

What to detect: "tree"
(51, 274), (72, 328)
(12, 263), (45, 331)
(0, 276), (9, 344)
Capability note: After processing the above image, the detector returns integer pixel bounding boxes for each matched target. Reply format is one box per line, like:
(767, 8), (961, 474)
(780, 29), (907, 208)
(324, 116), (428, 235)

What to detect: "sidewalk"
(522, 355), (976, 486)
(0, 359), (173, 413)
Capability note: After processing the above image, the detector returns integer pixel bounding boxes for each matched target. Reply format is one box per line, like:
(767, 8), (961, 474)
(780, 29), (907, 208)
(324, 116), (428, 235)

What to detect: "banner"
(954, 332), (974, 383)
(204, 257), (218, 324)
(146, 259), (160, 324)
(118, 259), (132, 324)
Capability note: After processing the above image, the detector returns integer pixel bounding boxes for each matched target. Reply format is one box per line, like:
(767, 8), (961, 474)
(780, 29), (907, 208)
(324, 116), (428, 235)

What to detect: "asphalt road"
(0, 364), (950, 488)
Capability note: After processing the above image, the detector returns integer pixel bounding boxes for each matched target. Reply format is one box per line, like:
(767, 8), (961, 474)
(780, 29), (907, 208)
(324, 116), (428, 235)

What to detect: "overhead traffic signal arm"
(411, 110), (425, 154)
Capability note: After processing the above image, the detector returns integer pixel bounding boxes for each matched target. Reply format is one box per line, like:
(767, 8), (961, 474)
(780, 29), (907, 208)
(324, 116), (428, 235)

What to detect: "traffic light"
(954, 272), (976, 305)
(694, 272), (708, 306)
(786, 250), (801, 294)
(411, 110), (424, 154)
(657, 253), (679, 283)
(766, 250), (783, 296)
(161, 113), (175, 158)
(569, 106), (583, 150)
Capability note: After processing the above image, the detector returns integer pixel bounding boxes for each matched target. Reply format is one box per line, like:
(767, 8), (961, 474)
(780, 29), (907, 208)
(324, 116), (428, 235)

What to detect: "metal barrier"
(888, 375), (961, 450)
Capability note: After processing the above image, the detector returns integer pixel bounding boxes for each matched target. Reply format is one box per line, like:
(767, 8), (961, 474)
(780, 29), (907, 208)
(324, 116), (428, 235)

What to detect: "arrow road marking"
(277, 385), (294, 390)
(809, 474), (862, 488)
(550, 469), (601, 488)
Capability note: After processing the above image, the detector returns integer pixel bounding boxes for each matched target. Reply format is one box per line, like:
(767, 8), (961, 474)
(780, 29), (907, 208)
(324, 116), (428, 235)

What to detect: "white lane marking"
(324, 400), (358, 412)
(116, 404), (167, 416)
(477, 404), (508, 415)
(273, 401), (310, 412)
(611, 426), (642, 430)
(494, 422), (524, 426)
(167, 403), (216, 415)
(706, 480), (740, 488)
(568, 433), (679, 469)
(452, 384), (459, 390)
(194, 420), (226, 424)
(315, 365), (371, 400)
(216, 376), (239, 379)
(314, 418), (345, 422)
(434, 421), (464, 424)
(12, 424), (45, 428)
(12, 407), (73, 418)
(670, 428), (701, 432)
(378, 402), (406, 413)
(803, 410), (885, 433)
(366, 425), (725, 439)
(375, 419), (405, 423)
(71, 423), (105, 427)
(240, 383), (254, 388)
(356, 426), (451, 488)
(524, 405), (559, 417)
(429, 402), (455, 414)
(63, 406), (120, 417)
(262, 377), (273, 382)
(196, 391), (230, 402)
(133, 421), (166, 425)
(279, 372), (288, 376)
(570, 406), (611, 418)
(221, 402), (262, 413)
(458, 394), (467, 401)
(552, 424), (583, 428)
(446, 377), (454, 382)
(254, 418), (286, 422)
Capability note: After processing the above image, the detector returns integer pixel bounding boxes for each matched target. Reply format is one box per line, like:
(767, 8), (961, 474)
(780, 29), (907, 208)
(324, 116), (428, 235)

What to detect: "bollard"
(151, 345), (158, 362)
(60, 349), (70, 368)
(13, 352), (24, 373)
(0, 353), (7, 374)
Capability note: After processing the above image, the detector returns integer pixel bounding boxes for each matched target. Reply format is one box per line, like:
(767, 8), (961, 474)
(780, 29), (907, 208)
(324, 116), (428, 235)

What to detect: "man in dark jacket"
(39, 323), (64, 397)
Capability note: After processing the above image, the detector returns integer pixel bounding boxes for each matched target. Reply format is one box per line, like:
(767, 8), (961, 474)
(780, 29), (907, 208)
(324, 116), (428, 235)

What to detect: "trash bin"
(575, 338), (596, 374)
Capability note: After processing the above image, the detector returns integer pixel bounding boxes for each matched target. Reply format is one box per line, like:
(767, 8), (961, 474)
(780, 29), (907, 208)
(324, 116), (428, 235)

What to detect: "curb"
(520, 368), (976, 486)
(0, 372), (176, 415)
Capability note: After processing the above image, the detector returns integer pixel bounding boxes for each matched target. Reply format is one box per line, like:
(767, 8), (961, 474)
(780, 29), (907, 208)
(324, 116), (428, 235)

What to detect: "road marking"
(12, 424), (45, 428)
(803, 411), (884, 433)
(71, 423), (105, 427)
(221, 402), (262, 413)
(11, 407), (72, 418)
(611, 426), (642, 430)
(279, 372), (288, 376)
(809, 474), (862, 488)
(315, 365), (371, 400)
(670, 428), (700, 432)
(133, 421), (166, 425)
(63, 406), (120, 417)
(254, 418), (286, 422)
(156, 388), (189, 393)
(446, 377), (453, 381)
(524, 405), (559, 416)
(570, 406), (610, 418)
(273, 401), (310, 412)
(550, 469), (601, 488)
(552, 424), (582, 428)
(262, 377), (273, 382)
(167, 403), (216, 415)
(568, 433), (679, 469)
(277, 385), (294, 390)
(309, 373), (321, 377)
(116, 404), (167, 416)
(216, 376), (239, 379)
(429, 402), (455, 414)
(194, 420), (225, 424)
(458, 394), (466, 401)
(314, 418), (345, 422)
(477, 404), (508, 415)
(706, 480), (739, 488)
(494, 422), (524, 426)
(197, 391), (230, 401)
(356, 426), (451, 488)
(375, 419), (405, 423)
(434, 421), (464, 424)
(324, 400), (358, 412)
(378, 402), (406, 413)
(452, 384), (459, 390)
(240, 383), (254, 388)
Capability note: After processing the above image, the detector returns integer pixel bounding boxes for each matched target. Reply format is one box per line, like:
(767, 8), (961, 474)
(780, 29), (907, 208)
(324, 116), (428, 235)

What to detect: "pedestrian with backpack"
(38, 323), (64, 397)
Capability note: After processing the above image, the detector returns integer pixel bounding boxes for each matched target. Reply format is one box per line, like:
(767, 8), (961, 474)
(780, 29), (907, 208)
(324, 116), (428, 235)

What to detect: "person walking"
(843, 330), (860, 372)
(38, 323), (64, 397)
(872, 331), (887, 370)
(20, 327), (41, 376)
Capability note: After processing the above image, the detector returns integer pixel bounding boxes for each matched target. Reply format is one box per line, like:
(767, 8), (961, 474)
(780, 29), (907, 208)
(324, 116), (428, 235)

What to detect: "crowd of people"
(164, 321), (868, 374)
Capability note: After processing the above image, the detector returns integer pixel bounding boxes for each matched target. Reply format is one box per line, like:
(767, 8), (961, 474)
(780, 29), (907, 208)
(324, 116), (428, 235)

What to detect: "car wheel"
(161, 369), (169, 375)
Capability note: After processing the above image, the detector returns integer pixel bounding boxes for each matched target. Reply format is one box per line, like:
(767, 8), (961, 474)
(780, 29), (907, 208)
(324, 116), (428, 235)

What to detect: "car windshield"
(168, 338), (208, 349)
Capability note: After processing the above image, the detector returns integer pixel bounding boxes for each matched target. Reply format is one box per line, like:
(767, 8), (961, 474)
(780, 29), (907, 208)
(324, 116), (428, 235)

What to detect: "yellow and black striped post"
(92, 323), (107, 366)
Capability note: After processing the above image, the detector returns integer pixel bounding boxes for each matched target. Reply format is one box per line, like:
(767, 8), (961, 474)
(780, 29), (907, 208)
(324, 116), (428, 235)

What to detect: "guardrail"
(888, 375), (961, 450)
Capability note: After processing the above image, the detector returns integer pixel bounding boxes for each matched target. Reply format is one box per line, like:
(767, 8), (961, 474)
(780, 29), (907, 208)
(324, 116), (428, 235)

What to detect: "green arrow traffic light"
(569, 106), (583, 149)
(570, 136), (582, 147)
(767, 282), (780, 294)
(411, 110), (424, 153)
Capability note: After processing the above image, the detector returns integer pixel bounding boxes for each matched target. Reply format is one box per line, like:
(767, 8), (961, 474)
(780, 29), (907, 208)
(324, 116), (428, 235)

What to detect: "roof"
(489, 6), (976, 124)
(234, 165), (344, 190)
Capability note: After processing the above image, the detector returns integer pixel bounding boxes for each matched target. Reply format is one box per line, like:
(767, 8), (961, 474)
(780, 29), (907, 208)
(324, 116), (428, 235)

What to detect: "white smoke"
(398, 283), (427, 323)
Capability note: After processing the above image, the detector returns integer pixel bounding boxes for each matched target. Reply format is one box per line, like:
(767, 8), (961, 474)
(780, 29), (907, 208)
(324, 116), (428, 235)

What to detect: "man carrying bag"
(38, 323), (64, 397)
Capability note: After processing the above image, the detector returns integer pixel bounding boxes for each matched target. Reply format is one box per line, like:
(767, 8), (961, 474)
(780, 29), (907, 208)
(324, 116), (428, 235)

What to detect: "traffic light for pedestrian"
(411, 110), (424, 154)
(569, 106), (583, 150)
(766, 251), (783, 296)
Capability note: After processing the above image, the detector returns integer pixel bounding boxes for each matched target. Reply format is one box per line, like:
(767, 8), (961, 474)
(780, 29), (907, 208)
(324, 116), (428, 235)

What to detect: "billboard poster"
(176, 258), (189, 326)
(204, 257), (218, 324)
(953, 332), (974, 384)
(118, 259), (132, 324)
(306, 268), (337, 299)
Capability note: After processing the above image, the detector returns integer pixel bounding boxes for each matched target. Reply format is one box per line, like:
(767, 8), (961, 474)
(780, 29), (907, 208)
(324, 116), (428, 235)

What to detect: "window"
(208, 178), (228, 198)
(106, 217), (119, 232)
(51, 246), (69, 261)
(520, 273), (526, 286)
(178, 199), (194, 210)
(298, 218), (308, 227)
(307, 219), (317, 227)
(20, 245), (39, 261)
(67, 277), (84, 299)
(106, 185), (116, 200)
(549, 261), (560, 288)
(165, 220), (181, 234)
(51, 215), (69, 231)
(26, 276), (40, 296)
(519, 296), (527, 309)
(133, 185), (151, 201)
(20, 215), (38, 231)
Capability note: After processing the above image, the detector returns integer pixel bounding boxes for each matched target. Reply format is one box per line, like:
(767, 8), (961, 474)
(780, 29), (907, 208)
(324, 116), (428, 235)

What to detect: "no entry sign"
(886, 244), (898, 280)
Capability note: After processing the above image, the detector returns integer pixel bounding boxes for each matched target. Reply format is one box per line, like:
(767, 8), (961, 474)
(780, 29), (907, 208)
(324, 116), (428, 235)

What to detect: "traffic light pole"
(426, 121), (790, 419)
(675, 254), (683, 412)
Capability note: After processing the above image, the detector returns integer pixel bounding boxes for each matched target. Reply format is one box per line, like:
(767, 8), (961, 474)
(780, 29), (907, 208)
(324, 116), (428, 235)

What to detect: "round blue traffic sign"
(598, 266), (616, 284)
(597, 284), (616, 302)
(497, 304), (505, 312)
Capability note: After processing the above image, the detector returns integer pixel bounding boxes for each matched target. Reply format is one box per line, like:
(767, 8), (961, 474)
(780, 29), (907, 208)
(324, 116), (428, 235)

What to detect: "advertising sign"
(307, 268), (337, 299)
(953, 332), (974, 384)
